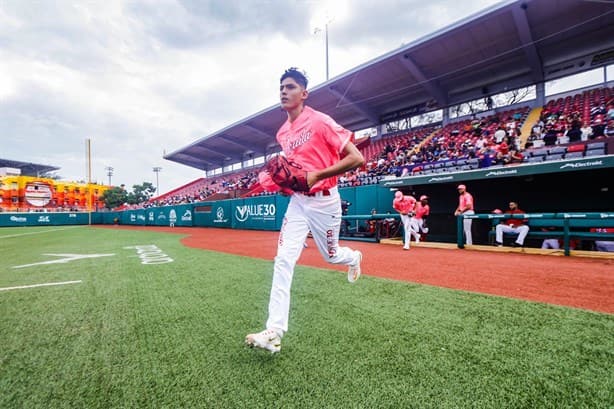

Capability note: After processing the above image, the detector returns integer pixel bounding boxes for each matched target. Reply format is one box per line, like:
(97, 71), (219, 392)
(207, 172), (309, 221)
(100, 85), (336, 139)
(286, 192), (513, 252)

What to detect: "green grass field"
(0, 226), (612, 408)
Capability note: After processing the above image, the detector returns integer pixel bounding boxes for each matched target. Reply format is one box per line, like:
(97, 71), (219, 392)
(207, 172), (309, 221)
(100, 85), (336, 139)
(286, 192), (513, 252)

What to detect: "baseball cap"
(457, 184), (466, 190)
(394, 191), (403, 198)
(420, 195), (428, 201)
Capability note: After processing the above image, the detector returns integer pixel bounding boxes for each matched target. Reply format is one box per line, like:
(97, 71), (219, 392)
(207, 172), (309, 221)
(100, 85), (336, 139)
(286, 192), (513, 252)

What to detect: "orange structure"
(0, 175), (109, 212)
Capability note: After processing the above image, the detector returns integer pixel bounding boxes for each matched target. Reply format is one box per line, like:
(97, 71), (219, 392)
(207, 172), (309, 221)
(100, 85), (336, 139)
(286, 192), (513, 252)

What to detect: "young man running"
(246, 68), (365, 353)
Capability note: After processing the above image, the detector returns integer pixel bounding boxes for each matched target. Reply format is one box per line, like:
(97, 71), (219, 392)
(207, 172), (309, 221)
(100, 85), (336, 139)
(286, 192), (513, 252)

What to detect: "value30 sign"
(234, 204), (276, 223)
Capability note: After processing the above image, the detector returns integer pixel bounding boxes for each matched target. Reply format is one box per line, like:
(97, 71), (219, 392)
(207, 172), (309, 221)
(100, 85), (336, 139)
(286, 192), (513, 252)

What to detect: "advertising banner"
(232, 196), (279, 230)
(380, 156), (614, 188)
(0, 212), (88, 227)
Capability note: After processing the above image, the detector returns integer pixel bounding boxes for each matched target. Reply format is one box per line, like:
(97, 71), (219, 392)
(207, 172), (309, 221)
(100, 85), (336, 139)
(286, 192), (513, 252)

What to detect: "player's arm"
(307, 141), (364, 187)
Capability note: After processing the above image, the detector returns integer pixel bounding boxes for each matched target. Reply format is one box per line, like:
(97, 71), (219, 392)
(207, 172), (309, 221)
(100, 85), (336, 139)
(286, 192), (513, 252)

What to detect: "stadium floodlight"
(153, 166), (162, 194)
(313, 24), (330, 81)
(311, 1), (348, 81)
(105, 166), (114, 186)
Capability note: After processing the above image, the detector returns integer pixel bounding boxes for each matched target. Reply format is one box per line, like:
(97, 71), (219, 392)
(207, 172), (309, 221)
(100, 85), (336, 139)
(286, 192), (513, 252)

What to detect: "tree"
(126, 182), (156, 204)
(101, 186), (128, 209)
(504, 86), (533, 105)
(492, 86), (536, 107)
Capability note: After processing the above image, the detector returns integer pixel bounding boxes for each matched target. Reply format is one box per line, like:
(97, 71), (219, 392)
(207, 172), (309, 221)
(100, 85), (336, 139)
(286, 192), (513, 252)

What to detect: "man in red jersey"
(454, 184), (474, 245)
(246, 68), (365, 353)
(495, 201), (530, 247)
(414, 194), (430, 236)
(393, 190), (420, 250)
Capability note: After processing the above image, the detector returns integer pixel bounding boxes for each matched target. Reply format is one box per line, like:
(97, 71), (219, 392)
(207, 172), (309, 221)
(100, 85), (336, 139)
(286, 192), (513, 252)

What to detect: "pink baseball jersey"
(458, 192), (474, 212)
(259, 106), (353, 193)
(415, 203), (430, 219)
(393, 195), (416, 214)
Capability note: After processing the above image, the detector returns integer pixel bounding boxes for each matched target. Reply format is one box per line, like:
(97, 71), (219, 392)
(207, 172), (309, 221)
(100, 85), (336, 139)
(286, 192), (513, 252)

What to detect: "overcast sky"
(0, 0), (501, 194)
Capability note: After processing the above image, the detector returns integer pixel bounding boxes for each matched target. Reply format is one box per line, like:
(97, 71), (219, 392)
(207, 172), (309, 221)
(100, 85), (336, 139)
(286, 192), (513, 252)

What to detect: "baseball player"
(392, 191), (420, 250)
(495, 201), (530, 247)
(414, 195), (430, 235)
(454, 184), (474, 245)
(245, 68), (365, 353)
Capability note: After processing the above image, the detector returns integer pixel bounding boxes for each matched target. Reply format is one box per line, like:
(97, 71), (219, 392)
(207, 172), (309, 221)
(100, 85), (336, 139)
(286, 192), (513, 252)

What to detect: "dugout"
(378, 156), (614, 245)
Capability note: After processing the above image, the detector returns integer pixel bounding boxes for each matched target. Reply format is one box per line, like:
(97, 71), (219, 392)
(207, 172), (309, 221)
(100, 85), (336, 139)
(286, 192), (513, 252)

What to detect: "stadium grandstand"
(158, 0), (613, 243)
(6, 0), (612, 249)
(0, 158), (59, 178)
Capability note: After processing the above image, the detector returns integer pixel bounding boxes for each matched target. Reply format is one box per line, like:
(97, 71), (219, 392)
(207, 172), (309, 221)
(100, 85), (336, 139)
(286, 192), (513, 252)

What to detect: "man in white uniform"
(245, 68), (365, 353)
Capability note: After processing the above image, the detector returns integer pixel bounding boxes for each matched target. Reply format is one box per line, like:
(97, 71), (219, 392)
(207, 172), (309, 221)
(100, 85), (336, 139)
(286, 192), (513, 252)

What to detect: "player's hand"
(306, 171), (317, 189)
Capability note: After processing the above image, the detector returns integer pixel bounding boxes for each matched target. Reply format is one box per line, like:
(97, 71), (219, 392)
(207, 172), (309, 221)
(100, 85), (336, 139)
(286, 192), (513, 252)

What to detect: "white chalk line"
(0, 280), (83, 292)
(0, 226), (84, 239)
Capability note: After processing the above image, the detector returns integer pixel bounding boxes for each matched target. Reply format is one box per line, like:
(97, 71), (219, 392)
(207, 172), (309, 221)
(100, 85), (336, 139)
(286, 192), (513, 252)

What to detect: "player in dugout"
(245, 68), (365, 353)
(494, 201), (530, 248)
(393, 190), (420, 250)
(413, 194), (430, 237)
(454, 184), (475, 245)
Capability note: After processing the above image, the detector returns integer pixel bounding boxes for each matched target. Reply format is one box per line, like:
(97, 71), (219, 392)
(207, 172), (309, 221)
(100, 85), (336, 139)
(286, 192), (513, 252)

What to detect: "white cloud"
(0, 0), (501, 194)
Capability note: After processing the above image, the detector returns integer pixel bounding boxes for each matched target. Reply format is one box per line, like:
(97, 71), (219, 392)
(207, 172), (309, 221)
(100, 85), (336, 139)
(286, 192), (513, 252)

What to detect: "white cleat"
(415, 234), (421, 244)
(403, 245), (410, 250)
(348, 250), (362, 283)
(245, 329), (281, 353)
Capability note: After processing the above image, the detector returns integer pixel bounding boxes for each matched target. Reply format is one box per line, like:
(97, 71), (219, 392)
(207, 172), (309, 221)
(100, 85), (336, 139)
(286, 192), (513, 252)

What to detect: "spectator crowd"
(127, 86), (613, 208)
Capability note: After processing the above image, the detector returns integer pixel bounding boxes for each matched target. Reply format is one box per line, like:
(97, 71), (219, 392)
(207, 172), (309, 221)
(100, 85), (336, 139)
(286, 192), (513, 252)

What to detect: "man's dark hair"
(280, 67), (308, 89)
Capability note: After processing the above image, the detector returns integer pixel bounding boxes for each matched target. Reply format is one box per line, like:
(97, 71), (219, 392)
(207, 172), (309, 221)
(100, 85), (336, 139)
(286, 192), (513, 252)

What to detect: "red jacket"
(501, 209), (527, 227)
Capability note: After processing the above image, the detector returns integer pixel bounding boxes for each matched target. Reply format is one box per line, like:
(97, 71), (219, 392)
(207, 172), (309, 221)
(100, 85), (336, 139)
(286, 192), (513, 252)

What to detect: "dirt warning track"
(102, 226), (614, 314)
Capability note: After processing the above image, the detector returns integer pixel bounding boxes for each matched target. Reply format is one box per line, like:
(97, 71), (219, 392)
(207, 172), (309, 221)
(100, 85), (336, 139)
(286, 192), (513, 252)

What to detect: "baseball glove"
(264, 155), (310, 192)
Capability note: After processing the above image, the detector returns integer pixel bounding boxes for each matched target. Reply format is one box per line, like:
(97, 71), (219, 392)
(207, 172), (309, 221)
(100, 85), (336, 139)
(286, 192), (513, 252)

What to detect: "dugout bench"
(458, 212), (614, 255)
(340, 213), (401, 243)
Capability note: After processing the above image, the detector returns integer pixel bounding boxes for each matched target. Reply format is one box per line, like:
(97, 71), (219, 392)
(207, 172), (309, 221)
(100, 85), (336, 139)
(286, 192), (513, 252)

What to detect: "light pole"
(313, 14), (333, 81)
(105, 166), (114, 186)
(324, 22), (329, 81)
(152, 167), (162, 194)
(314, 23), (330, 81)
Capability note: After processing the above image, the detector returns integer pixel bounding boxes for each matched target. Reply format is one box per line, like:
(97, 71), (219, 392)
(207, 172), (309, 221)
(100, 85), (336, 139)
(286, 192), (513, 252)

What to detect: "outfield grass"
(0, 226), (612, 408)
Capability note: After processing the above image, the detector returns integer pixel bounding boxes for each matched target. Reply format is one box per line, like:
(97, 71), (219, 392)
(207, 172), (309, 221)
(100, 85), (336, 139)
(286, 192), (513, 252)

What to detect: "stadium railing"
(457, 212), (614, 255)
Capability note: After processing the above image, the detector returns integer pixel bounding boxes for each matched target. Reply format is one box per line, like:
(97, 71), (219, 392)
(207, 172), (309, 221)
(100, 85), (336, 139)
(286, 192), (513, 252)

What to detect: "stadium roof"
(165, 0), (614, 172)
(0, 158), (60, 177)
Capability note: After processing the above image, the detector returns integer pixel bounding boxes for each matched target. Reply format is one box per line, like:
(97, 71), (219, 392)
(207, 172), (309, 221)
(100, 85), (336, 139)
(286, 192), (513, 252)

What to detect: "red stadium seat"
(566, 143), (585, 153)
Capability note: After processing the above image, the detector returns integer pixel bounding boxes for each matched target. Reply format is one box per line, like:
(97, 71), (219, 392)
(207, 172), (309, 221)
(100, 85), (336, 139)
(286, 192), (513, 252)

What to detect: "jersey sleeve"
(319, 113), (354, 153)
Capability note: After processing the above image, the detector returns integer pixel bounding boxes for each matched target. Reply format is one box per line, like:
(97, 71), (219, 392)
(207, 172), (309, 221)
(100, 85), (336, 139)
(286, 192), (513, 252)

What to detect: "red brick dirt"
(103, 226), (614, 314)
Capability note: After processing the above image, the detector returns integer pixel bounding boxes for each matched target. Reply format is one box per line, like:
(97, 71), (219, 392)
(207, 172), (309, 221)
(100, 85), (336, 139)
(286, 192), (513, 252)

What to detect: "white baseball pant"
(496, 224), (529, 245)
(541, 239), (560, 249)
(266, 187), (359, 335)
(399, 214), (420, 248)
(413, 217), (428, 233)
(462, 210), (474, 245)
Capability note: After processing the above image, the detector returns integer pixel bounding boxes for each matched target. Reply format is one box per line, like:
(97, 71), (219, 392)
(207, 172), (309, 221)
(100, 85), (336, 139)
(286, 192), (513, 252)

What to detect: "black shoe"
(494, 241), (503, 247)
(512, 242), (522, 248)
